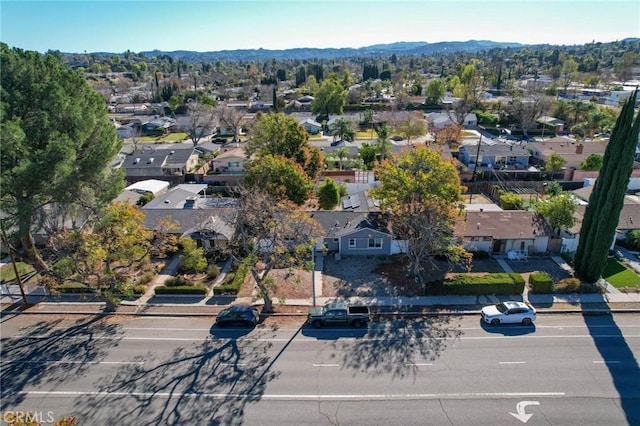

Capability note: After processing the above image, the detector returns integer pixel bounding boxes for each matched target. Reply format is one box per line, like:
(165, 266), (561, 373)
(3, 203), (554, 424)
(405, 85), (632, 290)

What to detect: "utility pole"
(469, 127), (483, 203)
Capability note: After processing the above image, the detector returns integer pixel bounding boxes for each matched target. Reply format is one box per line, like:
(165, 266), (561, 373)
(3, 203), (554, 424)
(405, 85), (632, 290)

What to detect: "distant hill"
(123, 40), (524, 62)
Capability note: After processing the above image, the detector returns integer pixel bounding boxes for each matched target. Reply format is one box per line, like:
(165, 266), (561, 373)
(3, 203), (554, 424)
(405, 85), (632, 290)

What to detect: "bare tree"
(506, 83), (552, 138)
(230, 187), (324, 313)
(214, 104), (248, 143)
(187, 102), (217, 146)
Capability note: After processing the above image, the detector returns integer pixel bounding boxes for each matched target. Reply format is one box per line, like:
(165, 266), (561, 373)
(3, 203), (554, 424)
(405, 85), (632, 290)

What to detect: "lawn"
(355, 130), (378, 140)
(602, 259), (640, 288)
(133, 132), (190, 143)
(0, 261), (35, 283)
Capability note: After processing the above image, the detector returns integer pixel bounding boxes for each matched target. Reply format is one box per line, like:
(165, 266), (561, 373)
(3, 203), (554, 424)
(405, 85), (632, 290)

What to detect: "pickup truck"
(308, 301), (370, 328)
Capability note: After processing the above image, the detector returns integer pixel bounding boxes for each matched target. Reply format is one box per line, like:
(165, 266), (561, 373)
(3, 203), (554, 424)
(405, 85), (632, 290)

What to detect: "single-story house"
(309, 211), (403, 256)
(527, 136), (608, 169)
(210, 146), (249, 174)
(426, 112), (477, 129)
(458, 142), (530, 170)
(536, 116), (565, 134)
(141, 117), (176, 135)
(142, 187), (239, 251)
(300, 118), (323, 135)
(123, 147), (199, 184)
(456, 210), (555, 255)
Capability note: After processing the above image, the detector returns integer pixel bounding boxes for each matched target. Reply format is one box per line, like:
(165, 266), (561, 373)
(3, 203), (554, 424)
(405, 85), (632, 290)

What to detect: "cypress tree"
(574, 90), (640, 282)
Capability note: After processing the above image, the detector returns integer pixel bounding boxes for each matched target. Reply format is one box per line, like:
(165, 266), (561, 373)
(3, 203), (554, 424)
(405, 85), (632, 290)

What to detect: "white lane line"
(123, 327), (212, 331)
(499, 361), (526, 365)
(312, 363), (340, 367)
(1, 360), (144, 365)
(11, 391), (566, 400)
(592, 360), (621, 364)
(220, 363), (248, 367)
(406, 363), (433, 366)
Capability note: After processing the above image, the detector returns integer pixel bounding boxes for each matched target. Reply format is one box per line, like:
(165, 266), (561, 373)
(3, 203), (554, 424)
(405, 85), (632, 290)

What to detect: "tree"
(580, 154), (603, 171)
(506, 84), (552, 137)
(330, 117), (355, 142)
(186, 101), (216, 146)
(534, 193), (576, 235)
(499, 192), (524, 210)
(358, 143), (377, 170)
(317, 178), (341, 210)
(334, 147), (350, 170)
(396, 111), (427, 145)
(179, 237), (207, 273)
(560, 58), (578, 94)
(545, 153), (566, 172)
(230, 187), (324, 312)
(614, 52), (637, 84)
(575, 90), (640, 283)
(425, 79), (445, 105)
(0, 44), (124, 273)
(47, 203), (154, 311)
(376, 123), (392, 162)
(247, 112), (323, 179)
(370, 147), (467, 289)
(214, 104), (246, 143)
(244, 155), (313, 206)
(311, 77), (346, 118)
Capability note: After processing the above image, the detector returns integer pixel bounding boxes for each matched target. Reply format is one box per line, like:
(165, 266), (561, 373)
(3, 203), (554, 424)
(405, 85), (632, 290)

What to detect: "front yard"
(602, 259), (640, 289)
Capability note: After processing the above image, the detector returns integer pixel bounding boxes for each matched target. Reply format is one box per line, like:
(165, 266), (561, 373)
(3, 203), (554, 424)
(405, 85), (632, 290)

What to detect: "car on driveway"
(215, 305), (260, 327)
(481, 301), (536, 326)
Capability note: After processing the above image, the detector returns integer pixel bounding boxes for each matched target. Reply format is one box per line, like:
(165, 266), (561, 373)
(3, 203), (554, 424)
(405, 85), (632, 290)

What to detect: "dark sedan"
(215, 305), (260, 327)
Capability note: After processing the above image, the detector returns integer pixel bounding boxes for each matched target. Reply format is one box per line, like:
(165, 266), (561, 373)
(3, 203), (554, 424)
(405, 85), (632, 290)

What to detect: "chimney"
(576, 144), (584, 154)
(510, 145), (513, 151)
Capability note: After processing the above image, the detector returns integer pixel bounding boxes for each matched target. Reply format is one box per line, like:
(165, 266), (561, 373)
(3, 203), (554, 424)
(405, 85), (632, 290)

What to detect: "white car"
(481, 301), (536, 326)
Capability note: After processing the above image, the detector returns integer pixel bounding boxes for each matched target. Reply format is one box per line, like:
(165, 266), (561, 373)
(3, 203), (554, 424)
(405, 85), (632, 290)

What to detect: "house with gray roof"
(309, 211), (403, 256)
(458, 141), (530, 170)
(123, 146), (199, 185)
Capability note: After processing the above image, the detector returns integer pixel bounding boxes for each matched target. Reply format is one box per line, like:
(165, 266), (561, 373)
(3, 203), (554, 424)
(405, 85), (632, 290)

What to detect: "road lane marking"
(1, 360), (144, 365)
(9, 391), (566, 400)
(312, 363), (339, 367)
(220, 363), (248, 367)
(123, 327), (213, 331)
(406, 363), (433, 366)
(499, 361), (526, 365)
(592, 361), (621, 364)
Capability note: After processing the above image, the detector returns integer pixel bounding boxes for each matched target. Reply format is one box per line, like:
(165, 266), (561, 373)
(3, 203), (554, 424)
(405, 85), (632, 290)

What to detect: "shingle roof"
(456, 211), (552, 239)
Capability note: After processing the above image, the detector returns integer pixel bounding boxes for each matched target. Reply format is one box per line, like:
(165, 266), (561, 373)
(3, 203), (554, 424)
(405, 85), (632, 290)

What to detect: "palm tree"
(330, 118), (355, 142)
(376, 123), (392, 162)
(334, 147), (350, 170)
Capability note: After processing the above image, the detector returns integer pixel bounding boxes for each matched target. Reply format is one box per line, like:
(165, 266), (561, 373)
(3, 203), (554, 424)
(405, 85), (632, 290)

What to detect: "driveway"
(504, 257), (573, 282)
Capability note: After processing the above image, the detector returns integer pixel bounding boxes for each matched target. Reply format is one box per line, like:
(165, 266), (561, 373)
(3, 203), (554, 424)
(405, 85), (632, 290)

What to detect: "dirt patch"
(238, 268), (312, 300)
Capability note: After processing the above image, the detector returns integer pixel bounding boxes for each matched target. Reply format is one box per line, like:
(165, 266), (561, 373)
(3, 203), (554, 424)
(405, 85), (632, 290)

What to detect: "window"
(368, 238), (382, 248)
(228, 161), (240, 168)
(349, 239), (356, 248)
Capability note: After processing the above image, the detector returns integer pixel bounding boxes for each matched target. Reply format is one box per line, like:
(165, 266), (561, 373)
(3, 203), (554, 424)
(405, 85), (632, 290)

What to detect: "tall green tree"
(580, 154), (603, 171)
(545, 153), (566, 172)
(244, 155), (313, 206)
(317, 179), (341, 210)
(311, 77), (346, 118)
(248, 112), (323, 180)
(425, 79), (445, 105)
(370, 147), (468, 289)
(534, 193), (577, 234)
(0, 44), (124, 272)
(574, 90), (640, 282)
(330, 117), (355, 142)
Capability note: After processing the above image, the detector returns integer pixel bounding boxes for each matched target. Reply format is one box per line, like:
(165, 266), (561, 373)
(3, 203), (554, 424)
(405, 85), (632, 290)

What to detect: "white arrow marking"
(509, 400), (539, 423)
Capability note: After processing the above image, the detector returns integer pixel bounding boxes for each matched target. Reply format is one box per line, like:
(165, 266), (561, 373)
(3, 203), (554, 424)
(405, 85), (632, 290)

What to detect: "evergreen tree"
(574, 90), (640, 282)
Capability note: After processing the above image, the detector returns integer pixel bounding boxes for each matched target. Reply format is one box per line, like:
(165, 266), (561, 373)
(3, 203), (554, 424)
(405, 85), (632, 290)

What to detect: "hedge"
(154, 285), (208, 295)
(55, 283), (92, 294)
(428, 273), (525, 296)
(213, 260), (250, 295)
(529, 271), (554, 294)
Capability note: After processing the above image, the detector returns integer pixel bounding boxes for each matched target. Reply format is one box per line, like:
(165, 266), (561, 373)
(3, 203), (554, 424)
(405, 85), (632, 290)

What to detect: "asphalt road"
(1, 313), (638, 425)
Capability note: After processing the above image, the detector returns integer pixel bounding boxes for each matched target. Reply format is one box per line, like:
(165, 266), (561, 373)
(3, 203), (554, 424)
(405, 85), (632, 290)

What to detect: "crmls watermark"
(2, 411), (56, 425)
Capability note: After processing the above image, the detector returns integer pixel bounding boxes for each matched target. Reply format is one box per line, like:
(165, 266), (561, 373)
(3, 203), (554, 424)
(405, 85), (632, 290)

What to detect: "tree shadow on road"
(0, 315), (120, 408)
(74, 328), (280, 425)
(581, 308), (640, 425)
(330, 316), (463, 379)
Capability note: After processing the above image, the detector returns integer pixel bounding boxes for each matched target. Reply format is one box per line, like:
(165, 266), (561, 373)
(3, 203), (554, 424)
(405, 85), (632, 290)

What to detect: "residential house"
(142, 185), (239, 251)
(210, 146), (249, 174)
(141, 117), (176, 135)
(458, 141), (530, 170)
(426, 112), (477, 129)
(456, 210), (555, 255)
(309, 211), (403, 256)
(300, 118), (323, 135)
(536, 116), (565, 135)
(527, 136), (608, 171)
(123, 146), (200, 185)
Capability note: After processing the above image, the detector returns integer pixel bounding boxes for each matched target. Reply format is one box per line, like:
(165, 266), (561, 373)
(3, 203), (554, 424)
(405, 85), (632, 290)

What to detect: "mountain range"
(106, 40), (526, 62)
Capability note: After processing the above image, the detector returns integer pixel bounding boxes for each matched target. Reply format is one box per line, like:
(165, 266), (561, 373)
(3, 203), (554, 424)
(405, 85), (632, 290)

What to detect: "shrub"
(154, 285), (208, 295)
(207, 264), (220, 279)
(529, 271), (554, 294)
(136, 271), (155, 286)
(555, 278), (601, 293)
(471, 250), (491, 259)
(428, 273), (525, 295)
(164, 276), (188, 287)
(213, 260), (249, 295)
(55, 283), (92, 294)
(131, 284), (147, 295)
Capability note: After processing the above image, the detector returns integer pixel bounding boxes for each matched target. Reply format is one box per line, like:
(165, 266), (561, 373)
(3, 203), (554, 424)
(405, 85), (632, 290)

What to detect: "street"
(1, 313), (638, 425)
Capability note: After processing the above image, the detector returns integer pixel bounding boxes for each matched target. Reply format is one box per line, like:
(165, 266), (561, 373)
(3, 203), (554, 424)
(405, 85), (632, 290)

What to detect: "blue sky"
(1, 0), (639, 53)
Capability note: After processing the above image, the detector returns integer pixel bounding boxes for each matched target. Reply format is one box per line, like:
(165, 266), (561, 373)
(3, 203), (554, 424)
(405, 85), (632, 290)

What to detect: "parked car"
(481, 301), (536, 326)
(308, 301), (370, 328)
(215, 305), (260, 327)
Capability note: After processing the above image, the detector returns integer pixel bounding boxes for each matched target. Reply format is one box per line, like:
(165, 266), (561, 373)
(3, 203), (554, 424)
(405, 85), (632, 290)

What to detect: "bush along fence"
(428, 273), (526, 296)
(213, 259), (250, 295)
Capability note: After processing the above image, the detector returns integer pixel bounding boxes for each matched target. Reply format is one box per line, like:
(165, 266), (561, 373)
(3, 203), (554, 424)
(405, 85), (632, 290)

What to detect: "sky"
(1, 0), (639, 54)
